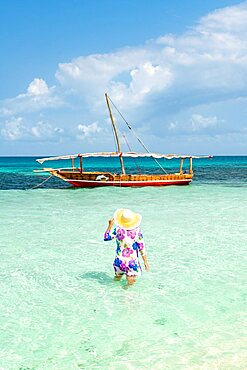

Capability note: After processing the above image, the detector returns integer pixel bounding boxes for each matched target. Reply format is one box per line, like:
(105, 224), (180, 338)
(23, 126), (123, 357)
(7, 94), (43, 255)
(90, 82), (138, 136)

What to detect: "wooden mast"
(105, 93), (126, 174)
(179, 158), (184, 174)
(189, 157), (193, 174)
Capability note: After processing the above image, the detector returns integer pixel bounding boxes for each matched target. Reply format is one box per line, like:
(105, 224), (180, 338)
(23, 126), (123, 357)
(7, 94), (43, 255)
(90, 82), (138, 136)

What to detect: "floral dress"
(104, 227), (146, 276)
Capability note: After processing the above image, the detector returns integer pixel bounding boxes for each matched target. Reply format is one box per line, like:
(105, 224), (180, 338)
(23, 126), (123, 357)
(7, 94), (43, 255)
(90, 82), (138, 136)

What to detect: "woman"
(104, 208), (149, 286)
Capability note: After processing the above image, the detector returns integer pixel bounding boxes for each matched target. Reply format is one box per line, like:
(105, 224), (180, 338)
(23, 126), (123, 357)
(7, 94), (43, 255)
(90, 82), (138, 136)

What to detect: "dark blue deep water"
(0, 156), (246, 190)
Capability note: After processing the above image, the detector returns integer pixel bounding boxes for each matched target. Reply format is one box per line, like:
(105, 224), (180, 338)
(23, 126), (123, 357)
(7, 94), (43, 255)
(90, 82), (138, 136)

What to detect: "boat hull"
(68, 180), (191, 187)
(47, 169), (193, 187)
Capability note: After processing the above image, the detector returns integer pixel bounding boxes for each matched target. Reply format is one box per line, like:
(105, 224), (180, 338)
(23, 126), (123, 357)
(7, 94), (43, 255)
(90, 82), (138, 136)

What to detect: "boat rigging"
(35, 94), (212, 187)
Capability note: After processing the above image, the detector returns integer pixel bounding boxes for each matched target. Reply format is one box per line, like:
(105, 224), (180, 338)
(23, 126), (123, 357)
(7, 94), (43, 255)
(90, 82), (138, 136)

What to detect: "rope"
(30, 175), (53, 190)
(122, 133), (142, 174)
(108, 96), (167, 174)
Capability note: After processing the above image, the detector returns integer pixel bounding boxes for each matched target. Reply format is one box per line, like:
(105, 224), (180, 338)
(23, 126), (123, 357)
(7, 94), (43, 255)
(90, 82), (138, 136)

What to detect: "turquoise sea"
(0, 156), (246, 369)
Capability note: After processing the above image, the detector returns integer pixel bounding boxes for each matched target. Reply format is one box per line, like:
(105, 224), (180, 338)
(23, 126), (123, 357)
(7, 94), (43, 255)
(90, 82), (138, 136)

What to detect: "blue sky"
(0, 0), (246, 155)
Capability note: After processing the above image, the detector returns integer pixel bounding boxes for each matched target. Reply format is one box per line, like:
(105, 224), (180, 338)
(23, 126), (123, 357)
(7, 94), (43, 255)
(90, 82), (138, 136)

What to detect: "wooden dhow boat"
(35, 94), (211, 188)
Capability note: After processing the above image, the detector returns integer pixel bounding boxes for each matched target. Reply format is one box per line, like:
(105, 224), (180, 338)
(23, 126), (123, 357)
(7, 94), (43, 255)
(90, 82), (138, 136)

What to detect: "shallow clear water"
(0, 158), (246, 369)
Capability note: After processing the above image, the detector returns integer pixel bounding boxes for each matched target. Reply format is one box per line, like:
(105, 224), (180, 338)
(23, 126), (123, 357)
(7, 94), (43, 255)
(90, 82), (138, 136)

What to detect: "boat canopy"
(37, 152), (212, 164)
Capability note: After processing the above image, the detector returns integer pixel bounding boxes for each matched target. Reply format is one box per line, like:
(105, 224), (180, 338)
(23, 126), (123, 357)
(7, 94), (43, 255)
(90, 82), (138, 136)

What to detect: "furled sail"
(37, 152), (212, 164)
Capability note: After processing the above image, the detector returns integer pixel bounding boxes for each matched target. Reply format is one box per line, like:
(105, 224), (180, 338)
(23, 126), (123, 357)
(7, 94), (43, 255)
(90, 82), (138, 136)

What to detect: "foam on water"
(0, 183), (246, 369)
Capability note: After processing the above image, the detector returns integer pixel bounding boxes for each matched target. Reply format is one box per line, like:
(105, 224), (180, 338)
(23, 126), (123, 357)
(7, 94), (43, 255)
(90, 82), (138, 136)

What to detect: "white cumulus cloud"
(27, 78), (50, 96)
(77, 121), (101, 138)
(0, 78), (63, 116)
(1, 116), (64, 141)
(1, 117), (26, 140)
(191, 114), (222, 131)
(30, 121), (64, 139)
(52, 1), (247, 121)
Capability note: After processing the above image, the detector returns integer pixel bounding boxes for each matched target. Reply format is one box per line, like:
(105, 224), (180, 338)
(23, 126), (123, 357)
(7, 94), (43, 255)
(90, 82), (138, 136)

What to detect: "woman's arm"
(103, 218), (115, 241)
(142, 255), (149, 272)
(107, 218), (114, 232)
(136, 228), (149, 272)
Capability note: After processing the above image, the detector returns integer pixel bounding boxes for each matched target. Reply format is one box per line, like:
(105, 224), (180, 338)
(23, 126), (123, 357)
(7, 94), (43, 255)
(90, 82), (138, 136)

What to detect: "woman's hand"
(144, 262), (149, 272)
(142, 255), (149, 272)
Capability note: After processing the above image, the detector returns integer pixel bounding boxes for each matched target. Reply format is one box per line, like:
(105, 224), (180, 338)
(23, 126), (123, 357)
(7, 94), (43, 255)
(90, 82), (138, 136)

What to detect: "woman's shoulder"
(115, 226), (143, 239)
(129, 227), (143, 240)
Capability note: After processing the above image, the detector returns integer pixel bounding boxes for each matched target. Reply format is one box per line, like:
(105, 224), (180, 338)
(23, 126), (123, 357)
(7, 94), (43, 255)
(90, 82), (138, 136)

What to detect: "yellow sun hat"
(114, 208), (142, 230)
